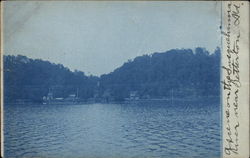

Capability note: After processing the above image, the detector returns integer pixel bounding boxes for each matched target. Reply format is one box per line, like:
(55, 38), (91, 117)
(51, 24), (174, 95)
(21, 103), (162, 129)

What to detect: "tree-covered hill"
(4, 47), (220, 103)
(99, 47), (221, 101)
(4, 55), (98, 102)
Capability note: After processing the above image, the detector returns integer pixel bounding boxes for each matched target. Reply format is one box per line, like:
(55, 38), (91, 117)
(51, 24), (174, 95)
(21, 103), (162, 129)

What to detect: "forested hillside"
(4, 47), (220, 102)
(99, 47), (221, 100)
(4, 55), (98, 102)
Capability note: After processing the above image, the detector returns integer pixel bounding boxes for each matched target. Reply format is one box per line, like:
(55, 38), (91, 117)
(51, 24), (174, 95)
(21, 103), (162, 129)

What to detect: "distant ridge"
(99, 47), (221, 101)
(4, 47), (220, 103)
(4, 55), (98, 102)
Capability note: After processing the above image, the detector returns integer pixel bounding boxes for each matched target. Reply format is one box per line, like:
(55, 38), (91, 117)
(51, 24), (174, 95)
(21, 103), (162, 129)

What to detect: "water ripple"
(5, 102), (221, 158)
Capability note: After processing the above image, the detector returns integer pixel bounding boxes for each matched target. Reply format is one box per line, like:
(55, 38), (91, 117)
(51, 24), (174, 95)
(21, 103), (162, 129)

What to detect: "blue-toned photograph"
(3, 1), (222, 158)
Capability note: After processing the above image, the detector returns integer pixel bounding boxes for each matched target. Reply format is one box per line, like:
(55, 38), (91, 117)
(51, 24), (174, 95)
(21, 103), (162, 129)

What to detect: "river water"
(4, 100), (221, 158)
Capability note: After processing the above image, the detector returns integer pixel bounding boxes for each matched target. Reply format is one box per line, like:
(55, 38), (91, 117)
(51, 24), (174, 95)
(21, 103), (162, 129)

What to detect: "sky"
(3, 1), (221, 76)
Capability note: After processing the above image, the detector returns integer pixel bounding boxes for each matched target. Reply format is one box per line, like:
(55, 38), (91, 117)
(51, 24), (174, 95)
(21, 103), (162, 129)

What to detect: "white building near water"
(129, 91), (139, 100)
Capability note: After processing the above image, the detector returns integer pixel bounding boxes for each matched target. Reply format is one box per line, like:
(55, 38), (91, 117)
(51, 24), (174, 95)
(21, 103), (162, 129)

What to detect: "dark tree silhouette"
(4, 47), (220, 103)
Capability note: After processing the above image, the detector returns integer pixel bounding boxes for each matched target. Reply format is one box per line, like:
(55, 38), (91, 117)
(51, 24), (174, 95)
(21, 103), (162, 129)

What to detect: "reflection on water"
(4, 100), (221, 158)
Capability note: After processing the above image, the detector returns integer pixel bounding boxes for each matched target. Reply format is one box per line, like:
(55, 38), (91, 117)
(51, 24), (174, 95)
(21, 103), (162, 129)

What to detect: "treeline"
(4, 55), (98, 102)
(100, 47), (221, 100)
(4, 47), (220, 102)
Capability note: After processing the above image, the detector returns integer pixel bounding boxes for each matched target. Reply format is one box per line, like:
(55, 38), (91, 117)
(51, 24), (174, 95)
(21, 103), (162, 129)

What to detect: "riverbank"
(4, 95), (220, 105)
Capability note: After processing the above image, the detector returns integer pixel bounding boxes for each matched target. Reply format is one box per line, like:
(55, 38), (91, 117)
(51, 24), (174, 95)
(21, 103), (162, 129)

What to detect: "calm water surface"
(4, 100), (221, 158)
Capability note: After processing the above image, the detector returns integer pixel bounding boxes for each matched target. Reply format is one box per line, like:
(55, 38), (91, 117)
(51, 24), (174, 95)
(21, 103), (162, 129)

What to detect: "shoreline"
(4, 96), (220, 105)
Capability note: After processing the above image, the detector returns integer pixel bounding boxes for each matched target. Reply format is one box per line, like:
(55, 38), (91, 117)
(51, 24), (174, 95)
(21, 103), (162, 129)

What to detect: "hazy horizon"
(3, 1), (221, 76)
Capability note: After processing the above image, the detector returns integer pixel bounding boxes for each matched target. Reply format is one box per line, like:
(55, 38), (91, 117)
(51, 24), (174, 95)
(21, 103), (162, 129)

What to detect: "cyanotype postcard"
(1, 1), (249, 158)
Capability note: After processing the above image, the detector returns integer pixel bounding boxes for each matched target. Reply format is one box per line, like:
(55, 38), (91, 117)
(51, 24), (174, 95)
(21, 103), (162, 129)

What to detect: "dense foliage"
(100, 47), (221, 100)
(4, 47), (220, 102)
(4, 55), (98, 102)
